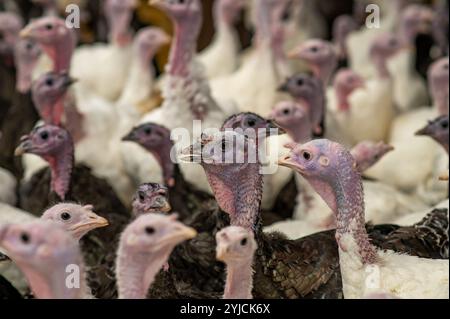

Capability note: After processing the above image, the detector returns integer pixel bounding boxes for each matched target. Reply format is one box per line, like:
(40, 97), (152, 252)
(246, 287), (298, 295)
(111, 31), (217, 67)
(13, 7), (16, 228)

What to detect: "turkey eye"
(61, 212), (71, 220)
(45, 24), (53, 30)
(20, 233), (30, 244)
(40, 131), (49, 140)
(240, 238), (247, 246)
(296, 79), (304, 86)
(247, 119), (256, 127)
(302, 151), (312, 161)
(310, 46), (318, 52)
(443, 63), (449, 70)
(138, 192), (145, 202)
(45, 78), (54, 86)
(145, 226), (155, 235)
(25, 42), (33, 50)
(441, 121), (448, 129)
(144, 127), (152, 135)
(283, 109), (290, 115)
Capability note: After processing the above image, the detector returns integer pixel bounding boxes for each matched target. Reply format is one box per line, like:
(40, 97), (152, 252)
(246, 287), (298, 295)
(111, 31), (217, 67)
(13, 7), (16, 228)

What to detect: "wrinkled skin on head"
(132, 183), (171, 216)
(119, 213), (196, 254)
(416, 115), (449, 153)
(269, 100), (312, 143)
(41, 203), (109, 241)
(427, 57), (449, 116)
(221, 112), (284, 141)
(15, 124), (71, 158)
(215, 226), (257, 264)
(0, 12), (23, 57)
(350, 141), (394, 173)
(31, 71), (74, 124)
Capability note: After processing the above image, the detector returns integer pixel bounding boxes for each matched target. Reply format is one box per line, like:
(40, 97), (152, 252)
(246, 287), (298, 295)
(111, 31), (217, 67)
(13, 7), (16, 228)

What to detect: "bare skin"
(31, 71), (75, 126)
(131, 183), (171, 216)
(216, 226), (257, 299)
(15, 125), (74, 200)
(41, 203), (109, 241)
(333, 69), (366, 112)
(416, 115), (449, 154)
(0, 221), (88, 299)
(116, 213), (197, 298)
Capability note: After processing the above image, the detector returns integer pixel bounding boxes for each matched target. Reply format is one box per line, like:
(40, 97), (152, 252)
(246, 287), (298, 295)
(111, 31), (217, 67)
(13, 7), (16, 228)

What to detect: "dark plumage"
(0, 275), (22, 299)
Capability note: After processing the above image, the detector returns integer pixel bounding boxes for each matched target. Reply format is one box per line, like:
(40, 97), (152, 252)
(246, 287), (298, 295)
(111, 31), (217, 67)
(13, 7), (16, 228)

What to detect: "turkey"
(180, 131), (447, 298)
(278, 139), (448, 298)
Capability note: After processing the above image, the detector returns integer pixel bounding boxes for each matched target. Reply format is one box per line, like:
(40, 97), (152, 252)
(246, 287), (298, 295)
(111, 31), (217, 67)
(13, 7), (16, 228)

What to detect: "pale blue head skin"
(416, 115), (449, 153)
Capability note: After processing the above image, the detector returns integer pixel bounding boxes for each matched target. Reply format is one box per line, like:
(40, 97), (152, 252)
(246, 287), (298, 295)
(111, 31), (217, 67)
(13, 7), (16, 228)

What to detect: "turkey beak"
(19, 25), (33, 39)
(69, 212), (109, 235)
(287, 47), (301, 60)
(277, 154), (302, 172)
(277, 82), (289, 92)
(63, 75), (77, 88)
(216, 243), (229, 262)
(160, 224), (197, 248)
(415, 125), (431, 137)
(0, 251), (10, 262)
(122, 130), (137, 142)
(146, 195), (171, 213)
(266, 120), (286, 136)
(14, 137), (31, 156)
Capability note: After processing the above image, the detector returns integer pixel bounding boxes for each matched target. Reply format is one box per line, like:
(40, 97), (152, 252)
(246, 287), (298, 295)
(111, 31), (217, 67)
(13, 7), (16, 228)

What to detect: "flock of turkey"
(0, 0), (448, 299)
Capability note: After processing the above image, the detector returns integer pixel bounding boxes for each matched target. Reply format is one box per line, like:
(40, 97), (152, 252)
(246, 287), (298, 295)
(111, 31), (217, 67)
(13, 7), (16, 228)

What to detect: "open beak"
(69, 213), (109, 235)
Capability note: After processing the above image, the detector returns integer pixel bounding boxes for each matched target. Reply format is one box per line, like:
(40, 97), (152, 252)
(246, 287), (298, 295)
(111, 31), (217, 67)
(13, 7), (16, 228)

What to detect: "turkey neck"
(223, 257), (254, 299)
(147, 142), (176, 187)
(116, 246), (170, 299)
(331, 160), (378, 264)
(44, 137), (74, 200)
(167, 13), (202, 77)
(206, 163), (263, 233)
(45, 32), (75, 73)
